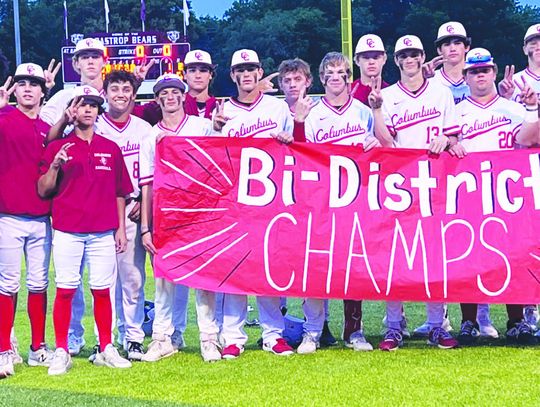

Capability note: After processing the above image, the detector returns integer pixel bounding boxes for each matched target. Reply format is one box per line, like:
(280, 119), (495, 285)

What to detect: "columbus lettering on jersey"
(461, 115), (512, 139)
(391, 106), (441, 130)
(227, 117), (278, 138)
(315, 122), (367, 142)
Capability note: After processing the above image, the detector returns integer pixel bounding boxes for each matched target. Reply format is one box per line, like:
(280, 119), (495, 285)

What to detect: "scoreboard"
(61, 31), (190, 94)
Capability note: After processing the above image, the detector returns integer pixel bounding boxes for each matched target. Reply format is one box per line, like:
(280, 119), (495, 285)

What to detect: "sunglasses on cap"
(466, 54), (492, 64)
(396, 50), (423, 59)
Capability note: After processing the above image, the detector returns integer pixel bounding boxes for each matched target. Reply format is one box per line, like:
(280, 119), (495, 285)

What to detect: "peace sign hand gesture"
(368, 76), (383, 110)
(134, 59), (156, 83)
(422, 55), (445, 79)
(63, 96), (83, 125)
(498, 65), (516, 100)
(44, 59), (62, 90)
(0, 76), (17, 110)
(52, 142), (75, 169)
(515, 75), (538, 108)
(212, 99), (230, 132)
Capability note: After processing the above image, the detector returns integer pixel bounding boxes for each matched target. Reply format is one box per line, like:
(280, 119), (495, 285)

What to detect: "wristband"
(141, 230), (151, 237)
(524, 109), (538, 123)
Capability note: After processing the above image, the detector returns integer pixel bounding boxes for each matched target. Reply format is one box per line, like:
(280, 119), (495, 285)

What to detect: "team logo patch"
(446, 25), (455, 34)
(100, 156), (108, 166)
(71, 33), (84, 45)
(27, 65), (35, 75)
(194, 51), (203, 61)
(85, 38), (94, 47)
(83, 86), (92, 95)
(366, 38), (375, 48)
(241, 51), (250, 61)
(167, 30), (180, 43)
(403, 37), (412, 47)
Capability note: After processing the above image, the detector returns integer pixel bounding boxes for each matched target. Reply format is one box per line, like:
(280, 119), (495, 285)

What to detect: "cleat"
(379, 329), (403, 351)
(141, 338), (177, 362)
(506, 321), (537, 346)
(457, 321), (480, 346)
(427, 327), (458, 349)
(319, 321), (337, 347)
(28, 344), (54, 367)
(127, 341), (145, 361)
(477, 304), (499, 338)
(200, 340), (221, 362)
(67, 334), (85, 356)
(221, 344), (244, 360)
(0, 351), (15, 379)
(524, 306), (539, 331)
(93, 344), (132, 368)
(297, 334), (319, 354)
(346, 330), (373, 351)
(263, 337), (294, 356)
(48, 348), (72, 376)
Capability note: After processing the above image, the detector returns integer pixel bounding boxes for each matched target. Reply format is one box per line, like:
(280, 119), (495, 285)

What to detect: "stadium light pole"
(340, 0), (352, 62)
(13, 0), (22, 65)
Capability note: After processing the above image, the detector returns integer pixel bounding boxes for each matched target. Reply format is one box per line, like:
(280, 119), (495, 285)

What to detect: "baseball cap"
(74, 38), (106, 57)
(524, 23), (540, 43)
(231, 49), (261, 69)
(153, 73), (188, 95)
(435, 22), (468, 45)
(463, 48), (495, 71)
(395, 35), (424, 54)
(355, 34), (385, 54)
(72, 85), (104, 105)
(13, 63), (46, 84)
(184, 50), (216, 69)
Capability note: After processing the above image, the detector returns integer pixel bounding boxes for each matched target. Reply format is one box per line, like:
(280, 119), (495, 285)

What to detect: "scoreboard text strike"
(61, 31), (190, 92)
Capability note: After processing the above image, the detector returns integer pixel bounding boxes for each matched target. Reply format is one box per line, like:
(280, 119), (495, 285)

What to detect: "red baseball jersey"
(40, 132), (133, 233)
(0, 108), (51, 217)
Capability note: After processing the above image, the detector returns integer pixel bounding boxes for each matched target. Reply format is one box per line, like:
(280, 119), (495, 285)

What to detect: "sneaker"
(67, 335), (85, 356)
(28, 344), (54, 367)
(127, 342), (145, 361)
(457, 321), (480, 346)
(48, 348), (72, 376)
(478, 322), (499, 339)
(297, 334), (319, 355)
(414, 317), (452, 337)
(0, 351), (15, 379)
(524, 306), (539, 331)
(506, 320), (537, 346)
(346, 330), (373, 351)
(382, 315), (410, 338)
(94, 344), (132, 369)
(141, 338), (177, 362)
(477, 304), (499, 338)
(171, 330), (186, 350)
(221, 344), (244, 360)
(88, 345), (99, 363)
(262, 338), (294, 356)
(319, 321), (337, 347)
(427, 327), (458, 349)
(200, 340), (221, 362)
(379, 329), (403, 351)
(10, 335), (23, 365)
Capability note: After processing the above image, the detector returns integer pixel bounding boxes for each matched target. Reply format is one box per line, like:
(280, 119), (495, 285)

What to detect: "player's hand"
(428, 135), (449, 154)
(348, 81), (360, 97)
(368, 76), (383, 110)
(142, 231), (157, 255)
(0, 76), (16, 109)
(515, 75), (538, 108)
(128, 201), (141, 222)
(294, 89), (316, 122)
(44, 59), (62, 90)
(422, 56), (445, 79)
(362, 137), (381, 152)
(498, 65), (516, 100)
(51, 142), (75, 169)
(448, 142), (467, 158)
(271, 131), (293, 144)
(115, 229), (127, 253)
(212, 99), (230, 132)
(134, 58), (155, 83)
(64, 96), (83, 125)
(254, 72), (279, 95)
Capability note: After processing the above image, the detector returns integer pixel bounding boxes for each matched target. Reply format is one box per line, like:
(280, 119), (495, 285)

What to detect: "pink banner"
(153, 137), (540, 304)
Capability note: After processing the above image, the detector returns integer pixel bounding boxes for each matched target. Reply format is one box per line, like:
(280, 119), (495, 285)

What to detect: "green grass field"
(0, 265), (539, 407)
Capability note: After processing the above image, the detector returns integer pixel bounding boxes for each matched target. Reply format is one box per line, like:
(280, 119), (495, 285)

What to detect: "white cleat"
(93, 344), (132, 369)
(28, 344), (54, 367)
(141, 338), (177, 362)
(346, 331), (373, 352)
(200, 340), (222, 363)
(48, 348), (72, 376)
(297, 334), (319, 355)
(0, 351), (15, 379)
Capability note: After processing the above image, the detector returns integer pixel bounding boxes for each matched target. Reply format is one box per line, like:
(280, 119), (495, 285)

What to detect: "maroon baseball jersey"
(40, 132), (133, 233)
(0, 108), (51, 216)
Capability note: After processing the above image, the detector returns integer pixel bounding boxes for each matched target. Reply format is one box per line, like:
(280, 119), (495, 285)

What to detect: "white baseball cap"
(524, 23), (540, 43)
(463, 48), (495, 71)
(395, 35), (424, 54)
(355, 34), (385, 54)
(13, 63), (46, 83)
(184, 50), (216, 69)
(74, 38), (106, 57)
(153, 73), (188, 95)
(231, 49), (261, 69)
(435, 22), (468, 45)
(72, 85), (104, 105)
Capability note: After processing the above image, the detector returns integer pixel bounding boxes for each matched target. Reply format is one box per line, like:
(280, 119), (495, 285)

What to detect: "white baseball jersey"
(304, 96), (374, 145)
(432, 68), (470, 104)
(40, 87), (107, 126)
(221, 93), (293, 138)
(95, 114), (151, 199)
(511, 68), (540, 102)
(381, 79), (460, 149)
(139, 114), (215, 186)
(457, 95), (525, 152)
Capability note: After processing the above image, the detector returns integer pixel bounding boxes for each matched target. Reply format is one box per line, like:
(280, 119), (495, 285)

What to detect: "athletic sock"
(460, 303), (478, 324)
(91, 288), (112, 352)
(28, 291), (47, 350)
(53, 288), (76, 351)
(0, 293), (15, 352)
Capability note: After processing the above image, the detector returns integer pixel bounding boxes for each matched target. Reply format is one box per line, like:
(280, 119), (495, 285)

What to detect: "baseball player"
(0, 63), (54, 379)
(38, 85), (133, 375)
(351, 34), (389, 104)
(369, 35), (460, 351)
(94, 70), (152, 360)
(449, 48), (539, 345)
(139, 74), (215, 362)
(291, 51), (378, 353)
(213, 49), (294, 359)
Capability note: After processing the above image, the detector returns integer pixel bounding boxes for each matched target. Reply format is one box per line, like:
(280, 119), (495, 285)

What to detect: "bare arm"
(141, 184), (157, 255)
(115, 197), (127, 253)
(37, 142), (74, 197)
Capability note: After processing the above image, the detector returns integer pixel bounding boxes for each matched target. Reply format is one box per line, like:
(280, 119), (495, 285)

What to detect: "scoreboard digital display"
(61, 31), (190, 94)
